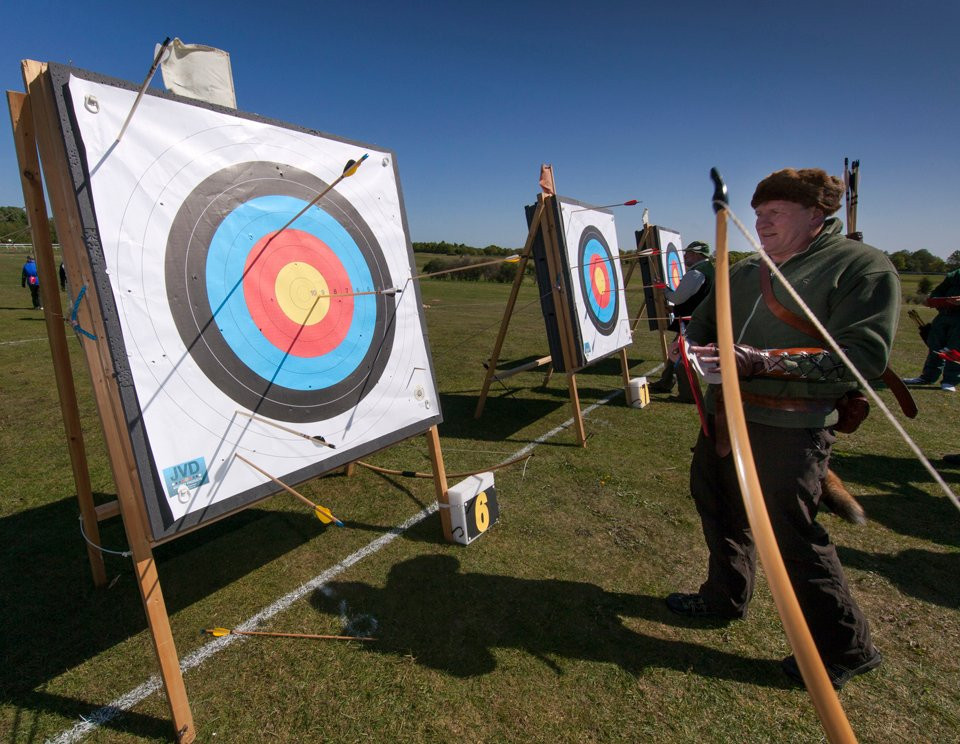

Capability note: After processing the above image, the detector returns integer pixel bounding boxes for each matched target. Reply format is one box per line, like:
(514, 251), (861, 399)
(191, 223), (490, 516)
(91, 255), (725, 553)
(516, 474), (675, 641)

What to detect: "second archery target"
(49, 64), (441, 540)
(638, 225), (686, 331)
(557, 198), (632, 367)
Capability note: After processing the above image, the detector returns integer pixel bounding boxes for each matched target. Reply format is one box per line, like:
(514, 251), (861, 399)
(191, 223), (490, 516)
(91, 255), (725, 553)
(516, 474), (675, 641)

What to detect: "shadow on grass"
(0, 493), (333, 739)
(309, 551), (788, 688)
(829, 452), (960, 546)
(839, 545), (960, 610)
(438, 392), (568, 442)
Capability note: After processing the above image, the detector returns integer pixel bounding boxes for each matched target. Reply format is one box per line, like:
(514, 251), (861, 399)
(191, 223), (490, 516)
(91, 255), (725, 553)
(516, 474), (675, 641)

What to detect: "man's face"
(754, 200), (825, 262)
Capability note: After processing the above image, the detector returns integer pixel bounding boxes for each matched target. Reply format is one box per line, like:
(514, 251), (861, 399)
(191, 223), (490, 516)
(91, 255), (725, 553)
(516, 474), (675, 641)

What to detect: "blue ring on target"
(165, 161), (394, 422)
(206, 195), (376, 389)
(580, 238), (616, 325)
(664, 242), (684, 291)
(576, 226), (619, 336)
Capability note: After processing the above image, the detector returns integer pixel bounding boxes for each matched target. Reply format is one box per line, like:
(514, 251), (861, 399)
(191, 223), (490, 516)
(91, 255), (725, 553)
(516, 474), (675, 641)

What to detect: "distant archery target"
(664, 242), (684, 291)
(577, 226), (619, 335)
(166, 161), (394, 422)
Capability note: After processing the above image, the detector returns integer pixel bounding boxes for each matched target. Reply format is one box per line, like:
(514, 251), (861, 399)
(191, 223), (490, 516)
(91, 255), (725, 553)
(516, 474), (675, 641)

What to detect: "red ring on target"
(242, 229), (354, 358)
(589, 255), (612, 309)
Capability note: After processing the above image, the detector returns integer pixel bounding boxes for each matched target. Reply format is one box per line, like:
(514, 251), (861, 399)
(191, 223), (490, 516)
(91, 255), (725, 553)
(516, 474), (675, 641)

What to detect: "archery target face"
(60, 71), (440, 539)
(558, 200), (632, 363)
(656, 227), (686, 295)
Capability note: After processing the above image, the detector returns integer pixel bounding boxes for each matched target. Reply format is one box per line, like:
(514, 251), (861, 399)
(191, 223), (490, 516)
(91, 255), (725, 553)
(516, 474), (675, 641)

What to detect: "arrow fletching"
(342, 153), (369, 178)
(205, 627), (232, 637)
(314, 504), (344, 526)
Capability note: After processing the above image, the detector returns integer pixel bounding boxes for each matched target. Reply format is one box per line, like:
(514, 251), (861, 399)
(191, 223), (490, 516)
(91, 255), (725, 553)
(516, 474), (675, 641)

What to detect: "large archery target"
(558, 199), (632, 364)
(166, 162), (393, 421)
(57, 69), (441, 539)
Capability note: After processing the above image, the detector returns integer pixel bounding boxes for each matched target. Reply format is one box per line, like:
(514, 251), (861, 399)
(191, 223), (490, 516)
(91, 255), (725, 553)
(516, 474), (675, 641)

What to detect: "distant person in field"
(59, 261), (67, 291)
(902, 267), (960, 392)
(21, 255), (41, 309)
(667, 168), (897, 690)
(649, 240), (714, 397)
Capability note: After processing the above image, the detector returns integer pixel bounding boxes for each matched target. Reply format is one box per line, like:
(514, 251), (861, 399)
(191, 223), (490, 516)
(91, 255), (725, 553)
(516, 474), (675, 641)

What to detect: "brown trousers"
(690, 419), (876, 666)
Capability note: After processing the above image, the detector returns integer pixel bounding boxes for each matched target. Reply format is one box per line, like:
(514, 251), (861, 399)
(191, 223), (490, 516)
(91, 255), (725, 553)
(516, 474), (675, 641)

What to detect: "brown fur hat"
(751, 168), (843, 215)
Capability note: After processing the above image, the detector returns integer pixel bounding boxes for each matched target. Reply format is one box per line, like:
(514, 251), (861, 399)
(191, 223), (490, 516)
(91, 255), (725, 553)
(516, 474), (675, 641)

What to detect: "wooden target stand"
(474, 192), (633, 447)
(621, 225), (672, 369)
(10, 60), (452, 743)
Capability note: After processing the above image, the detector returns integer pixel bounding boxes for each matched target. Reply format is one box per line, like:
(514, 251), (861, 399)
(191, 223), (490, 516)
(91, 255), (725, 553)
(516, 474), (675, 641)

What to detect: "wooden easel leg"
(22, 60), (194, 743)
(425, 426), (452, 540)
(132, 545), (196, 743)
(475, 201), (544, 418)
(7, 89), (106, 587)
(619, 348), (633, 406)
(567, 374), (586, 447)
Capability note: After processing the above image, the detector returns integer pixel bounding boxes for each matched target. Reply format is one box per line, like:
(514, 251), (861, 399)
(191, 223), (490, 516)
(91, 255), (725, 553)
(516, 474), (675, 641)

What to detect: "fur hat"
(684, 240), (710, 256)
(750, 168), (843, 215)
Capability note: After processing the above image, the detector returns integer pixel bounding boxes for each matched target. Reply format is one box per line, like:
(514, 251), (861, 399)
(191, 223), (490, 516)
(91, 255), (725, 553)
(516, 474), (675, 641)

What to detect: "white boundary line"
(46, 371), (655, 743)
(0, 337), (47, 346)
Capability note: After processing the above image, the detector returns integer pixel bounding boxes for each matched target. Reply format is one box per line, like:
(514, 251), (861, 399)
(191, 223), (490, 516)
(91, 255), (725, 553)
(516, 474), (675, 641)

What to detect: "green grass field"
(1, 252), (957, 743)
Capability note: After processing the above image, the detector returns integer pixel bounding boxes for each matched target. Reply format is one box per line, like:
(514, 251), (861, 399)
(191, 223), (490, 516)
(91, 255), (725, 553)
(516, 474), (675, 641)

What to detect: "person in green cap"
(649, 240), (715, 396)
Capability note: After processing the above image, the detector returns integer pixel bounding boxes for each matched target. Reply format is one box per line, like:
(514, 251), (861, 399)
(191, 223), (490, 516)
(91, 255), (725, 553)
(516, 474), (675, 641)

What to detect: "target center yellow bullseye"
(593, 267), (608, 295)
(276, 262), (330, 325)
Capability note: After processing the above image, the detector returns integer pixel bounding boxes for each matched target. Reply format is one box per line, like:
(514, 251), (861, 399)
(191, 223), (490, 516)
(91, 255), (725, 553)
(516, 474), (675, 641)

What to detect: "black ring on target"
(576, 226), (620, 336)
(664, 241), (684, 291)
(165, 161), (394, 422)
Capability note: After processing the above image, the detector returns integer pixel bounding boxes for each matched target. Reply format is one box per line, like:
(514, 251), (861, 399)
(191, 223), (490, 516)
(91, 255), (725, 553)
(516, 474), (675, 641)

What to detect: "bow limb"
(709, 169), (856, 744)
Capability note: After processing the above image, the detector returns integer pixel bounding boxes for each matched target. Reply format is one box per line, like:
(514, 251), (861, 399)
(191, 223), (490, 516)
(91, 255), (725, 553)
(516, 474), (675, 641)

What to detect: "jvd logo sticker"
(163, 457), (209, 503)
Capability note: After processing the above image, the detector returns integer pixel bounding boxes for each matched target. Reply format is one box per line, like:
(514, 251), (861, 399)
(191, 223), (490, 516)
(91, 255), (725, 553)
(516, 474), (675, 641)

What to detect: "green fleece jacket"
(686, 218), (900, 428)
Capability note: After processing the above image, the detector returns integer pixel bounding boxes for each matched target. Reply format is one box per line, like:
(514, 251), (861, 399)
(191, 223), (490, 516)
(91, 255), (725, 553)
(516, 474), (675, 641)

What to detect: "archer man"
(667, 168), (897, 689)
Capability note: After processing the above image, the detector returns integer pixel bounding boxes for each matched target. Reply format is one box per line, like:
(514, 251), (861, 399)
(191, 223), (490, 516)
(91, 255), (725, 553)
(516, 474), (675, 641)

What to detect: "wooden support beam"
(95, 500), (122, 521)
(22, 59), (195, 744)
(486, 354), (552, 383)
(474, 200), (543, 418)
(426, 426), (451, 540)
(7, 89), (107, 588)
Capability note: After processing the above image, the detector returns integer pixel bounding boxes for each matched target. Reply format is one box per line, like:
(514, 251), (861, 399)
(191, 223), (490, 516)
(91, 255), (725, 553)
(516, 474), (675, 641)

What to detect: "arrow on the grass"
(204, 627), (375, 642)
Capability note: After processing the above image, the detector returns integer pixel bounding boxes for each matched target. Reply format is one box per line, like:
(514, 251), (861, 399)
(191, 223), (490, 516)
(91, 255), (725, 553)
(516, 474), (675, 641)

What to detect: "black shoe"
(665, 592), (720, 617)
(648, 380), (674, 394)
(780, 650), (882, 690)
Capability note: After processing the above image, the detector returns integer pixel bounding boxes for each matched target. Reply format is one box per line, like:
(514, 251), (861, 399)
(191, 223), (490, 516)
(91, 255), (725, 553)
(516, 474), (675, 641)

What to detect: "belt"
(739, 392), (836, 414)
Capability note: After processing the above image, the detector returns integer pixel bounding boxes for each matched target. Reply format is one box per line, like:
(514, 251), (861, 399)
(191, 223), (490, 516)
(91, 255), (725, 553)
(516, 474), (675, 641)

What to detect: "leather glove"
(730, 344), (771, 377)
(688, 343), (771, 378)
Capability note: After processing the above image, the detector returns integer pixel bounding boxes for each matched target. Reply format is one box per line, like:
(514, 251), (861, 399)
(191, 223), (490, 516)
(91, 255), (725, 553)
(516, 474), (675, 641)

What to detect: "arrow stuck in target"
(236, 410), (334, 447)
(235, 453), (344, 526)
(569, 199), (641, 213)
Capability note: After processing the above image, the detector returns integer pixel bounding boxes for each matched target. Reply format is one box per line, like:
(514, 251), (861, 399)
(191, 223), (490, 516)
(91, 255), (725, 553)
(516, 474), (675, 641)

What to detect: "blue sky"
(2, 1), (958, 257)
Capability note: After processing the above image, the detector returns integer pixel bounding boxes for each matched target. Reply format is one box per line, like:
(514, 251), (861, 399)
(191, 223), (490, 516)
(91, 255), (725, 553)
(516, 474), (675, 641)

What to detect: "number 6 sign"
(445, 472), (500, 545)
